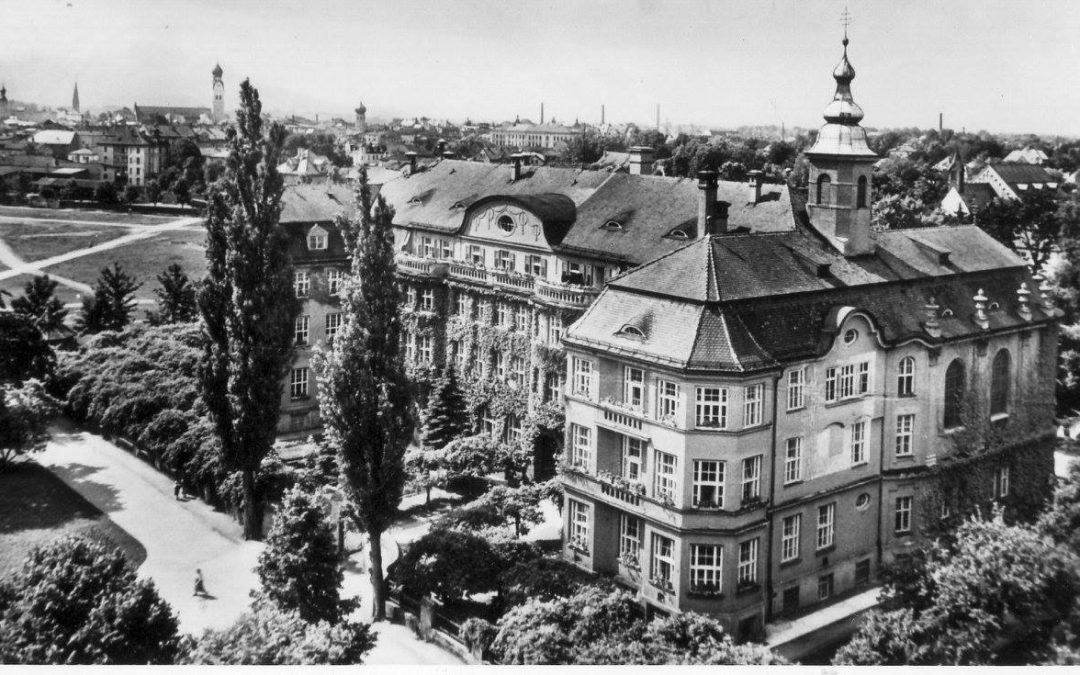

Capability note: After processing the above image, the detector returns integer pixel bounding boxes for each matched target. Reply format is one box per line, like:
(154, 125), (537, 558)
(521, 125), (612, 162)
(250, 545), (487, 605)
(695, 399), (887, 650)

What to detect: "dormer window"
(665, 228), (689, 239)
(601, 220), (624, 231)
(619, 325), (645, 338)
(843, 328), (859, 345)
(307, 226), (327, 251)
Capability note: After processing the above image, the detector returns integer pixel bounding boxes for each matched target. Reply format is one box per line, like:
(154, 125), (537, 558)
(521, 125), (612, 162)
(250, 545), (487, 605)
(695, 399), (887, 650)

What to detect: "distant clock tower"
(212, 63), (224, 123)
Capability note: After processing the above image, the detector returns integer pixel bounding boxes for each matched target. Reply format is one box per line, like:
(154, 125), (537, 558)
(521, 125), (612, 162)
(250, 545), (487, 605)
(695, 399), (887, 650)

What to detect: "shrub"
(459, 617), (497, 653)
(390, 527), (501, 602)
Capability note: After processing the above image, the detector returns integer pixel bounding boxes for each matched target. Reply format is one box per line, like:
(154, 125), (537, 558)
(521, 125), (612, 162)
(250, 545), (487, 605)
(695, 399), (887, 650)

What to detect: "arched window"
(943, 359), (965, 429)
(857, 175), (868, 208)
(897, 356), (915, 396)
(816, 174), (832, 205)
(990, 349), (1011, 416)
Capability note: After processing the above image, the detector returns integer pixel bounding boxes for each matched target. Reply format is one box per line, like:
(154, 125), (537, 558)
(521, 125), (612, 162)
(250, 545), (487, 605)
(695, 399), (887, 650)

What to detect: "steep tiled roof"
(280, 182), (356, 225)
(32, 130), (77, 145)
(988, 163), (1057, 186)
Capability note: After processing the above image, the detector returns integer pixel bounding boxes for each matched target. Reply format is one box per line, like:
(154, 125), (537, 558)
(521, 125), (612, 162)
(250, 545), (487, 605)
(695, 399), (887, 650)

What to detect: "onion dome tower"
(355, 101), (367, 133)
(805, 32), (878, 257)
(212, 63), (225, 123)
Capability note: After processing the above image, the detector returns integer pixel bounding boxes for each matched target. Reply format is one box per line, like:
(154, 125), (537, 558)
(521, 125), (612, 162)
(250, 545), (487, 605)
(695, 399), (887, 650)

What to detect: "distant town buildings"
(490, 118), (582, 150)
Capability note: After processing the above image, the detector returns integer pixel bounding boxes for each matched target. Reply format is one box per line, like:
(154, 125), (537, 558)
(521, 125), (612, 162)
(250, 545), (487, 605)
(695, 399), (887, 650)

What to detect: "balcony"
(396, 254), (447, 278)
(535, 278), (599, 308)
(447, 261), (488, 283)
(488, 269), (535, 294)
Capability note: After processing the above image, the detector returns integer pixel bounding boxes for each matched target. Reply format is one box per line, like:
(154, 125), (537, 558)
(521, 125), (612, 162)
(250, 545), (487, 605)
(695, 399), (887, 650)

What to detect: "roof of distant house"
(32, 130), (77, 145)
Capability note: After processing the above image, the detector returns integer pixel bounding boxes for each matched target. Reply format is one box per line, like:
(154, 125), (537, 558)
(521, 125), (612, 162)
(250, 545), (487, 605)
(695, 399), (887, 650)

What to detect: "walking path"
(35, 421), (464, 664)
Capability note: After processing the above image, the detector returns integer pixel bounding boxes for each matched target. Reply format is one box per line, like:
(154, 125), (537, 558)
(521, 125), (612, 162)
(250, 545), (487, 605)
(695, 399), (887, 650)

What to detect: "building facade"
(557, 36), (1058, 640)
(490, 121), (582, 150)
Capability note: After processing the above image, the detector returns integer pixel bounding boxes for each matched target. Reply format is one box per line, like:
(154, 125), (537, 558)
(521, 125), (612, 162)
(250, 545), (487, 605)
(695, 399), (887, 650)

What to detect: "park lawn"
(42, 228), (208, 303)
(0, 462), (146, 576)
(0, 220), (135, 262)
(0, 205), (177, 225)
(0, 274), (88, 306)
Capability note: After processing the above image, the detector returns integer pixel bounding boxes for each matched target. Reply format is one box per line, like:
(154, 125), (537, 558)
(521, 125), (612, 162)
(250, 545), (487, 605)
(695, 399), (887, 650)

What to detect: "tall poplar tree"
(198, 79), (298, 540)
(313, 168), (413, 620)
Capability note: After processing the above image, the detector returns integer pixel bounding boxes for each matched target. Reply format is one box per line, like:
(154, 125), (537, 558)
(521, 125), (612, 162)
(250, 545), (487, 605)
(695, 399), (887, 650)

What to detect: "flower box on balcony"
(567, 537), (590, 555)
(648, 576), (674, 593)
(687, 583), (724, 599)
(619, 551), (641, 571)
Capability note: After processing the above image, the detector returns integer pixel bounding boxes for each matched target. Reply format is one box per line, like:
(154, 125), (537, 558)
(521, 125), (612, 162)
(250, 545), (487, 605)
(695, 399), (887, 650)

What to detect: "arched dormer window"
(857, 175), (868, 208)
(307, 225), (327, 251)
(990, 349), (1011, 416)
(619, 325), (645, 338)
(944, 359), (965, 429)
(816, 174), (832, 205)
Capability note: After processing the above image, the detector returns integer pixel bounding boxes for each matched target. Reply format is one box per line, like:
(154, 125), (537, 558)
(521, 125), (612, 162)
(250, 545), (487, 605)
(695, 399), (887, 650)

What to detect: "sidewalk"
(765, 587), (878, 659)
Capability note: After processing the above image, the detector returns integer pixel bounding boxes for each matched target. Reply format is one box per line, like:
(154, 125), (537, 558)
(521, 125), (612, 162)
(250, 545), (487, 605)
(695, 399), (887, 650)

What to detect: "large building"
(556, 35), (1058, 640)
(490, 119), (582, 150)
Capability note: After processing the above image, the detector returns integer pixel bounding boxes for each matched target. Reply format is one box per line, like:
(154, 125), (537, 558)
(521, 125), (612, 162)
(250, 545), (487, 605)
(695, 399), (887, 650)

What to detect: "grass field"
(0, 221), (135, 263)
(0, 205), (178, 226)
(0, 462), (146, 576)
(0, 273), (89, 306)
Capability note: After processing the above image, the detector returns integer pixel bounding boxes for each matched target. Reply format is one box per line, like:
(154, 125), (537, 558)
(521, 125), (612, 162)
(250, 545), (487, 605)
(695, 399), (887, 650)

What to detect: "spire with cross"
(841, 6), (852, 40)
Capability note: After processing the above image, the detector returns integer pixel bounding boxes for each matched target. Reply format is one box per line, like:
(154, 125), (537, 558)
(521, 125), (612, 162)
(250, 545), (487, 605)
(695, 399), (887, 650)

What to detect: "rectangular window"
(546, 373), (562, 402)
(325, 312), (342, 339)
(293, 270), (310, 298)
(570, 424), (592, 470)
(689, 544), (723, 592)
(781, 514), (801, 562)
(743, 383), (764, 427)
(653, 450), (677, 503)
(897, 357), (915, 396)
(327, 269), (344, 295)
(455, 292), (469, 318)
(509, 356), (526, 388)
(996, 466), (1010, 498)
(421, 236), (435, 258)
(572, 357), (593, 399)
(495, 249), (515, 271)
(784, 437), (803, 484)
(855, 559), (871, 585)
(496, 303), (511, 327)
(504, 415), (522, 444)
(619, 515), (641, 560)
(817, 572), (834, 600)
(825, 361), (870, 402)
(850, 419), (867, 465)
(404, 332), (416, 362)
(468, 244), (484, 265)
(417, 336), (433, 364)
(494, 350), (507, 379)
(515, 305), (528, 331)
(621, 436), (644, 482)
(738, 539), (759, 585)
(741, 455), (762, 503)
(787, 368), (806, 411)
(289, 367), (309, 400)
(650, 533), (674, 587)
(657, 380), (680, 422)
(294, 315), (310, 345)
(303, 231), (323, 250)
(420, 288), (434, 311)
(695, 386), (727, 428)
(481, 407), (497, 438)
(548, 315), (563, 345)
(895, 414), (914, 457)
(405, 286), (417, 308)
(624, 367), (645, 410)
(439, 239), (452, 259)
(895, 495), (913, 533)
(525, 254), (548, 277)
(692, 460), (724, 509)
(816, 503), (835, 550)
(568, 499), (590, 552)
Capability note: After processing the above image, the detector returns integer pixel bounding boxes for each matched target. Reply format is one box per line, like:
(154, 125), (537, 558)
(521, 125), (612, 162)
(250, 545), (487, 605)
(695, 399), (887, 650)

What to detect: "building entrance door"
(782, 586), (800, 617)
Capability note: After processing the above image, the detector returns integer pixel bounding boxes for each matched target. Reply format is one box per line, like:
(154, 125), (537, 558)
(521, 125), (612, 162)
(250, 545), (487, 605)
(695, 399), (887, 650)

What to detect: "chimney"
(540, 102), (544, 125)
(601, 104), (605, 125)
(406, 150), (417, 175)
(939, 112), (943, 133)
(747, 169), (764, 204)
(511, 153), (523, 181)
(628, 146), (654, 176)
(697, 170), (720, 238)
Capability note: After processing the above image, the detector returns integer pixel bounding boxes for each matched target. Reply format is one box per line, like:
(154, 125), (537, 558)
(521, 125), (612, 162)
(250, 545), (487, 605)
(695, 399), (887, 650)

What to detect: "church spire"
(822, 34), (863, 125)
(72, 82), (80, 113)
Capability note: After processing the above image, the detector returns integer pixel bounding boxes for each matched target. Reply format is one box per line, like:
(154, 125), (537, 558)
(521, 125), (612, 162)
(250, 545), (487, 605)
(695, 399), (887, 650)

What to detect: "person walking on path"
(174, 480), (183, 500)
(193, 569), (207, 597)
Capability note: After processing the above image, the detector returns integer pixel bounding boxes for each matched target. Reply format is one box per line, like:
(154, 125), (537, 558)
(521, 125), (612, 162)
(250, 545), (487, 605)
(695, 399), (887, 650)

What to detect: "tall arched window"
(816, 174), (832, 205)
(943, 359), (965, 429)
(897, 356), (915, 396)
(856, 175), (868, 208)
(990, 349), (1011, 416)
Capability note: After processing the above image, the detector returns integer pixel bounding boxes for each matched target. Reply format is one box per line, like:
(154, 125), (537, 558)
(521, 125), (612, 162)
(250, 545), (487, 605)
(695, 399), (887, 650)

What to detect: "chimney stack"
(939, 112), (943, 133)
(406, 151), (417, 175)
(601, 104), (605, 125)
(697, 170), (720, 237)
(747, 169), (764, 204)
(540, 102), (544, 125)
(511, 153), (523, 181)
(628, 146), (654, 176)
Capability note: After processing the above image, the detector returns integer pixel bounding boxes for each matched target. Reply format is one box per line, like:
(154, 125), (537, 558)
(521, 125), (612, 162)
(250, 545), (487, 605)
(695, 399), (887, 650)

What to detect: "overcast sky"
(2, 0), (1077, 135)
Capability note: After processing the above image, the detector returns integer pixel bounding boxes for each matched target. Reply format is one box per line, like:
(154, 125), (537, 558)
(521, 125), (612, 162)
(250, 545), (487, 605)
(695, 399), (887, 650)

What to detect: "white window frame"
(496, 302), (511, 327)
(695, 386), (728, 428)
(572, 357), (593, 399)
(619, 514), (640, 559)
(289, 367), (309, 400)
(896, 414), (914, 457)
(294, 315), (310, 345)
(405, 286), (417, 308)
(850, 419), (868, 465)
(653, 450), (677, 503)
(897, 356), (915, 396)
(325, 312), (342, 339)
(468, 244), (484, 265)
(825, 360), (870, 403)
(570, 423), (592, 470)
(509, 356), (525, 388)
(545, 372), (562, 402)
(741, 455), (762, 503)
(417, 335), (433, 364)
(548, 315), (563, 345)
(816, 502), (835, 550)
(624, 367), (645, 410)
(689, 544), (723, 592)
(895, 496), (912, 533)
(495, 249), (515, 271)
(327, 269), (344, 295)
(494, 350), (507, 379)
(650, 533), (674, 586)
(743, 383), (764, 427)
(568, 499), (590, 552)
(420, 288), (435, 311)
(738, 538), (759, 584)
(657, 379), (680, 422)
(438, 239), (452, 259)
(455, 292), (469, 317)
(525, 254), (548, 277)
(515, 305), (528, 331)
(818, 572), (834, 600)
(621, 436), (644, 482)
(996, 466), (1010, 498)
(293, 270), (310, 298)
(787, 367), (806, 411)
(784, 437), (803, 484)
(781, 514), (801, 562)
(692, 459), (724, 509)
(307, 231), (326, 250)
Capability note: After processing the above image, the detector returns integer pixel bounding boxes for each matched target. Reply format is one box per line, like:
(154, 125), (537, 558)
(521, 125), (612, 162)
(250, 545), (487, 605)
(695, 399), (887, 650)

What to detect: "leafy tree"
(496, 554), (610, 609)
(145, 179), (162, 205)
(256, 486), (349, 624)
(146, 263), (198, 325)
(60, 179), (80, 201)
(78, 262), (140, 334)
(390, 527), (500, 602)
(312, 168), (413, 620)
(122, 184), (141, 204)
(421, 366), (469, 452)
(93, 181), (118, 205)
(12, 274), (67, 333)
(0, 537), (180, 664)
(0, 312), (55, 383)
(183, 600), (373, 665)
(977, 190), (1069, 273)
(439, 482), (549, 537)
(834, 511), (1080, 665)
(173, 179), (191, 205)
(0, 379), (56, 469)
(283, 132), (352, 168)
(1039, 460), (1080, 554)
(197, 79), (299, 540)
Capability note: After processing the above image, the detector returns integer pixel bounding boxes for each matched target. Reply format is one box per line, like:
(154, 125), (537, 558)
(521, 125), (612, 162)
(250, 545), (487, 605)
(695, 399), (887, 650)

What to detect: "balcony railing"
(447, 261), (488, 282)
(396, 254), (437, 275)
(535, 278), (599, 308)
(601, 481), (642, 506)
(489, 269), (535, 293)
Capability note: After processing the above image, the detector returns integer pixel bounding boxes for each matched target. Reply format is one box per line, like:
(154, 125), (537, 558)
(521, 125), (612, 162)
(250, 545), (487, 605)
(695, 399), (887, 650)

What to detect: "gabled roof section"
(280, 182), (356, 224)
(466, 193), (577, 245)
(989, 162), (1057, 186)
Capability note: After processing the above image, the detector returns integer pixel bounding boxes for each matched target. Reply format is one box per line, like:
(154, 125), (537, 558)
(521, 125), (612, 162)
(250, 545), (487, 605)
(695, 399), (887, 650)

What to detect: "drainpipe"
(763, 370), (783, 626)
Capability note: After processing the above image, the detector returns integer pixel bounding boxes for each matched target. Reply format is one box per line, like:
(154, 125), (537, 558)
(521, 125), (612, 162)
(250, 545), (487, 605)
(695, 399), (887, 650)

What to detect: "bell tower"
(354, 101), (367, 134)
(804, 26), (878, 257)
(212, 63), (224, 123)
